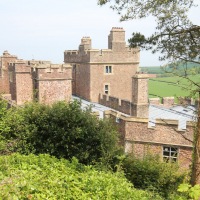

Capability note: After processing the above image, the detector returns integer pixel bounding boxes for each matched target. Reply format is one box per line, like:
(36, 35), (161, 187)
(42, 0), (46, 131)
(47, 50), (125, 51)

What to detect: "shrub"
(0, 153), (163, 199)
(0, 101), (122, 165)
(121, 154), (186, 199)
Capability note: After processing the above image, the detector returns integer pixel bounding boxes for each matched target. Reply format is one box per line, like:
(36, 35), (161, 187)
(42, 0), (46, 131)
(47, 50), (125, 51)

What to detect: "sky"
(0, 0), (199, 66)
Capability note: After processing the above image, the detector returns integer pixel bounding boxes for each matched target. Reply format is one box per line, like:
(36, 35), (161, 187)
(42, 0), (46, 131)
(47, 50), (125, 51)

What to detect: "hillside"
(140, 62), (200, 75)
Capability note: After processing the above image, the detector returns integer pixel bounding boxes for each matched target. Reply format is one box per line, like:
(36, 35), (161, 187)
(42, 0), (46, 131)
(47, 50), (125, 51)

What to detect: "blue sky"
(0, 0), (199, 66)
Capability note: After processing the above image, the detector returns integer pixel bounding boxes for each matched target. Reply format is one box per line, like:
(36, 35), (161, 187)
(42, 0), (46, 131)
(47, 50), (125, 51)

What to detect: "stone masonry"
(0, 51), (72, 105)
(64, 27), (140, 102)
(0, 51), (18, 94)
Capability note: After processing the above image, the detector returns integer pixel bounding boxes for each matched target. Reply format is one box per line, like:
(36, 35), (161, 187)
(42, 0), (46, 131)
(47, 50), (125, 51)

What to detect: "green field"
(148, 75), (200, 100)
(141, 62), (200, 75)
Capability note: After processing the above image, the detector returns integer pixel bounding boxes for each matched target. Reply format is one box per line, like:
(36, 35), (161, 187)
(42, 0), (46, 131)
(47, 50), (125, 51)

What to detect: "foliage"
(0, 101), (122, 165)
(0, 153), (163, 199)
(98, 0), (200, 65)
(98, 0), (200, 184)
(176, 183), (200, 200)
(121, 154), (186, 199)
(0, 99), (9, 153)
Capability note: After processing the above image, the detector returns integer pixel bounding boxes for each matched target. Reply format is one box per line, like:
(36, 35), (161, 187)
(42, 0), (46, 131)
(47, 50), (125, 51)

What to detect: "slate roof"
(72, 96), (196, 130)
(149, 104), (196, 130)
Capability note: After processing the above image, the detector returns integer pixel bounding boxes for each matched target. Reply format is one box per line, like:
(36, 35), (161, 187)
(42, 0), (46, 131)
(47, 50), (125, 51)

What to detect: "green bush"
(0, 101), (122, 165)
(121, 154), (186, 199)
(0, 153), (163, 199)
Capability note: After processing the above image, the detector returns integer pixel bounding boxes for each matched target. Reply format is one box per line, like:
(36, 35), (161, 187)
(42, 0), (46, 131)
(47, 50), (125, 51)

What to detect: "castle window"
(105, 65), (112, 74)
(104, 84), (109, 94)
(9, 72), (13, 82)
(73, 64), (76, 72)
(163, 146), (178, 162)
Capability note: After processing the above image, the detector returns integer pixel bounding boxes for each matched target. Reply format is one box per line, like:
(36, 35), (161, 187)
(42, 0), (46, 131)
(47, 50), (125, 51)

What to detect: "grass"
(141, 62), (200, 75)
(148, 74), (200, 100)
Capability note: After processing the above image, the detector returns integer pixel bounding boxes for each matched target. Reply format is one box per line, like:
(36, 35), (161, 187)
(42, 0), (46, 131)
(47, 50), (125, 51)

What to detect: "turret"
(108, 27), (126, 51)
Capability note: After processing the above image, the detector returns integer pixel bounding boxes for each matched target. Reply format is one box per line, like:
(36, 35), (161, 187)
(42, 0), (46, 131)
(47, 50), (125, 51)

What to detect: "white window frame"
(163, 146), (178, 162)
(104, 84), (109, 95)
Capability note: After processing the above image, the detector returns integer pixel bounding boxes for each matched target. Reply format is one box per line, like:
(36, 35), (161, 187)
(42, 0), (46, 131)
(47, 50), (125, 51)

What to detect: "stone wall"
(9, 61), (33, 105)
(33, 64), (72, 105)
(99, 94), (132, 115)
(105, 110), (193, 170)
(149, 96), (197, 108)
(64, 27), (139, 103)
(0, 51), (18, 94)
(1, 53), (72, 106)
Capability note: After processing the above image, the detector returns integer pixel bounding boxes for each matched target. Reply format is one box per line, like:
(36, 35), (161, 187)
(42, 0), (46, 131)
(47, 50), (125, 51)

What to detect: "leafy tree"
(0, 101), (122, 165)
(98, 0), (200, 65)
(98, 0), (200, 185)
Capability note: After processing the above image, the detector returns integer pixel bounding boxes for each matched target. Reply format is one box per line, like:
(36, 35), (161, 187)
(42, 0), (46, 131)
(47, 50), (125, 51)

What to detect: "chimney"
(131, 73), (149, 118)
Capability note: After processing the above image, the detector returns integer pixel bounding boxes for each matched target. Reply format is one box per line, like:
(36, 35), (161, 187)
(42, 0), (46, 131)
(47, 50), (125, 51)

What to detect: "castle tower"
(8, 60), (33, 105)
(131, 74), (150, 118)
(32, 63), (72, 105)
(108, 27), (126, 51)
(64, 27), (139, 103)
(0, 51), (18, 94)
(79, 37), (92, 51)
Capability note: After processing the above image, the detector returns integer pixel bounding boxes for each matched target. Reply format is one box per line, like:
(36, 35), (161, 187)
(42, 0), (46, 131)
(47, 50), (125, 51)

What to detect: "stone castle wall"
(0, 51), (18, 94)
(0, 51), (72, 106)
(64, 27), (139, 102)
(9, 61), (33, 105)
(105, 110), (193, 170)
(33, 64), (72, 104)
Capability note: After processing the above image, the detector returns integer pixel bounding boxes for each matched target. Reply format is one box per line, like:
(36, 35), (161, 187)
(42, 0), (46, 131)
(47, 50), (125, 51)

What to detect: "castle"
(0, 27), (196, 170)
(0, 51), (72, 105)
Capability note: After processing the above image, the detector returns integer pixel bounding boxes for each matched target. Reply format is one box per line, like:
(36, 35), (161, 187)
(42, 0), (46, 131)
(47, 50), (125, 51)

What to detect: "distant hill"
(140, 62), (200, 76)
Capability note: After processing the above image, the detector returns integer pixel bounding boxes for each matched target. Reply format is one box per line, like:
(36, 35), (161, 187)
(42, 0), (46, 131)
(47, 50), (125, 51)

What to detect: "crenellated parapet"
(31, 63), (72, 81)
(64, 27), (140, 65)
(1, 52), (72, 106)
(149, 96), (197, 108)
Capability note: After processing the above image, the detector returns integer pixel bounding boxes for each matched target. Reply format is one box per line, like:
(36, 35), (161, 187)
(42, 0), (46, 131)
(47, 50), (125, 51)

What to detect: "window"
(9, 72), (13, 82)
(73, 64), (76, 72)
(104, 84), (109, 94)
(163, 146), (178, 162)
(105, 65), (112, 74)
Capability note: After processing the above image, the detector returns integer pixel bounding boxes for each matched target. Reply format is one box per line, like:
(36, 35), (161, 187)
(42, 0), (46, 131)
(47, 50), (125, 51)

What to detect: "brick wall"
(34, 64), (72, 104)
(105, 110), (193, 170)
(99, 94), (132, 115)
(9, 61), (33, 105)
(72, 63), (90, 100)
(0, 51), (18, 94)
(64, 27), (139, 103)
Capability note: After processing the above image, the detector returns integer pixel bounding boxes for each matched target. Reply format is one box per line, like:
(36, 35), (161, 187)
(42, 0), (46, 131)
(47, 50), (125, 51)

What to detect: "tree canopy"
(98, 0), (200, 66)
(0, 100), (121, 165)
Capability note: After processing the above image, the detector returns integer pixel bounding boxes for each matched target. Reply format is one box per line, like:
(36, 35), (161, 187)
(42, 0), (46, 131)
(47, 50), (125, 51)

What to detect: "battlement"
(99, 93), (132, 115)
(28, 60), (51, 65)
(1, 50), (17, 58)
(149, 96), (197, 108)
(111, 27), (124, 30)
(64, 27), (139, 64)
(65, 50), (78, 55)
